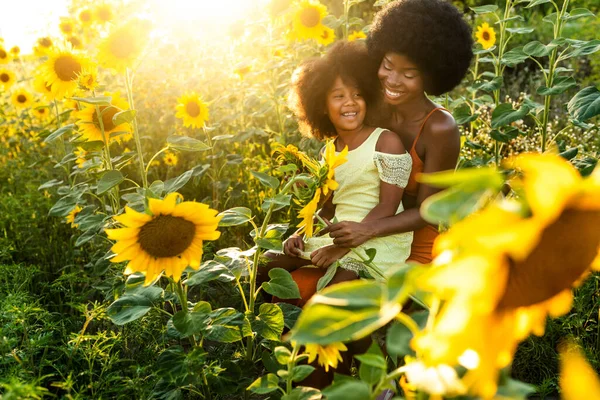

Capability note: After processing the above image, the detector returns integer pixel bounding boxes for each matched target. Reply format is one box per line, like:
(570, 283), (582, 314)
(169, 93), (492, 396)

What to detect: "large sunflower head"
(11, 88), (33, 109)
(175, 93), (209, 129)
(97, 19), (151, 73)
(74, 91), (132, 143)
(77, 67), (99, 91)
(0, 68), (16, 90)
(105, 193), (221, 285)
(39, 47), (92, 98)
(0, 47), (11, 64)
(291, 0), (328, 41)
(95, 4), (114, 24)
(475, 22), (496, 50)
(33, 72), (57, 101)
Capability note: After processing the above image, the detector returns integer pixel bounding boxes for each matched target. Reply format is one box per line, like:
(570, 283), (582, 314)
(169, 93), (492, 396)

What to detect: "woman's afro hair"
(367, 0), (473, 95)
(288, 40), (380, 140)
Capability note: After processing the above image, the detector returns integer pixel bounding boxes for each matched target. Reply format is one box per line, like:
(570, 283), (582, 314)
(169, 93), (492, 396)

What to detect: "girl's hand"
(283, 234), (304, 257)
(322, 221), (373, 247)
(310, 245), (350, 268)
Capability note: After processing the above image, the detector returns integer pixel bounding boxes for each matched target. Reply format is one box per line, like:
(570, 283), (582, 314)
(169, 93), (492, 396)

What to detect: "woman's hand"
(283, 234), (304, 257)
(310, 245), (350, 268)
(322, 221), (374, 247)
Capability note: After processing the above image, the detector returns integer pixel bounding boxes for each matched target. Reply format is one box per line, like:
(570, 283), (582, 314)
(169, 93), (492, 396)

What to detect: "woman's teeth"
(385, 88), (403, 98)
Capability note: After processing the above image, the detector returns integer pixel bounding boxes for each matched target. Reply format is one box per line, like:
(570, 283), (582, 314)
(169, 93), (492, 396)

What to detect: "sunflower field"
(1, 0), (600, 398)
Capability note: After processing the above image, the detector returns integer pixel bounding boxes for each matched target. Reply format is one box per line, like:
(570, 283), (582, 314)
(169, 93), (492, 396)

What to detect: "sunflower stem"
(174, 280), (188, 314)
(285, 343), (300, 394)
(145, 147), (170, 177)
(125, 68), (148, 189)
(202, 126), (219, 208)
(93, 98), (120, 213)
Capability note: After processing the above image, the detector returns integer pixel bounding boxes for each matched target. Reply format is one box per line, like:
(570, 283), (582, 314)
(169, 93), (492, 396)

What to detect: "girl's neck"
(390, 95), (434, 123)
(335, 124), (372, 151)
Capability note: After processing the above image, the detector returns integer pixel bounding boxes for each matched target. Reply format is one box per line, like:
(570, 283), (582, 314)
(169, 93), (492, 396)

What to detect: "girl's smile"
(326, 76), (367, 134)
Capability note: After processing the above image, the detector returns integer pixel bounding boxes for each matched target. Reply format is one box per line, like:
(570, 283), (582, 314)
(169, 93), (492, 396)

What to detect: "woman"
(324, 0), (473, 264)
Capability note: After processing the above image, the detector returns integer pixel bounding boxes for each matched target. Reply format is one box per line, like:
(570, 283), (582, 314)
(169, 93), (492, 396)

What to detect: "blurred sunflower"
(321, 140), (347, 196)
(75, 91), (132, 143)
(105, 193), (221, 285)
(33, 73), (57, 101)
(0, 47), (11, 64)
(9, 46), (20, 56)
(78, 8), (93, 25)
(163, 150), (178, 166)
(32, 105), (51, 120)
(559, 342), (600, 400)
(316, 26), (335, 46)
(95, 4), (114, 24)
(66, 205), (82, 228)
(0, 69), (16, 90)
(348, 30), (366, 41)
(292, 0), (328, 41)
(475, 22), (496, 50)
(59, 18), (75, 35)
(97, 19), (150, 72)
(34, 37), (54, 56)
(11, 88), (33, 108)
(304, 342), (347, 372)
(67, 36), (84, 50)
(74, 146), (87, 168)
(296, 188), (321, 238)
(413, 153), (600, 398)
(77, 67), (99, 91)
(175, 93), (209, 128)
(39, 47), (92, 98)
(234, 64), (252, 80)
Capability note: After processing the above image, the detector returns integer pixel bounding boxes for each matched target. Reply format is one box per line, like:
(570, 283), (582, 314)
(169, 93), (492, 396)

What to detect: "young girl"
(264, 40), (413, 297)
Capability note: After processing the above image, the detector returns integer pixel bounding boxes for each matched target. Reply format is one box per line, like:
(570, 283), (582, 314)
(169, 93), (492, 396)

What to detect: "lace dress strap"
(373, 151), (412, 188)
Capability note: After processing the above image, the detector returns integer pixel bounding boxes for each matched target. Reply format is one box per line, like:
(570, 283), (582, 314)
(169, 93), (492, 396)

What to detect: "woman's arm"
(326, 112), (460, 247)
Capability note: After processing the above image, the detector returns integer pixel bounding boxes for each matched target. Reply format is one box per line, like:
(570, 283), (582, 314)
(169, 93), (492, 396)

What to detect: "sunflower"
(67, 36), (84, 50)
(559, 343), (600, 400)
(348, 30), (366, 41)
(304, 342), (347, 372)
(34, 37), (54, 56)
(105, 193), (221, 285)
(163, 150), (178, 166)
(11, 88), (33, 108)
(95, 4), (114, 24)
(39, 47), (92, 98)
(272, 143), (319, 174)
(412, 153), (600, 398)
(97, 19), (150, 73)
(74, 91), (132, 143)
(233, 64), (252, 80)
(0, 68), (16, 90)
(316, 26), (335, 46)
(0, 47), (11, 64)
(74, 146), (87, 168)
(77, 67), (99, 91)
(475, 22), (496, 50)
(33, 72), (57, 101)
(32, 104), (51, 120)
(66, 205), (82, 228)
(297, 188), (321, 238)
(9, 46), (20, 56)
(59, 18), (75, 35)
(175, 93), (209, 128)
(292, 0), (328, 41)
(78, 8), (93, 25)
(321, 140), (347, 196)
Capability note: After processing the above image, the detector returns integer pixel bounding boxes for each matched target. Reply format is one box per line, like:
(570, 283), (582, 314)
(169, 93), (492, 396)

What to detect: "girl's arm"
(326, 113), (460, 247)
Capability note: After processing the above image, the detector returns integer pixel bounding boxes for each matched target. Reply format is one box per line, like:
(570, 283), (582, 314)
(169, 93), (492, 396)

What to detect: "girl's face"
(378, 52), (425, 106)
(326, 76), (366, 134)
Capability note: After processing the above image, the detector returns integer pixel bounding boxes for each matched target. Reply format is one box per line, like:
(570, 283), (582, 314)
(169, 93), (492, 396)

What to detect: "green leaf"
(365, 248), (377, 263)
(250, 303), (284, 341)
(559, 147), (578, 161)
(212, 134), (234, 141)
(421, 186), (493, 225)
(107, 294), (153, 325)
(184, 260), (235, 286)
(453, 104), (477, 124)
(167, 135), (211, 152)
(543, 12), (558, 25)
(316, 261), (340, 292)
(262, 193), (292, 212)
(505, 27), (534, 34)
(71, 96), (112, 105)
(48, 193), (81, 217)
(97, 170), (124, 195)
(523, 41), (556, 57)
(563, 8), (595, 21)
(38, 179), (64, 190)
(490, 127), (519, 143)
(75, 229), (97, 246)
(251, 170), (280, 190)
(291, 365), (316, 382)
(247, 373), (280, 394)
(491, 103), (531, 128)
(501, 47), (529, 67)
(148, 180), (164, 197)
(44, 124), (75, 143)
(568, 86), (600, 122)
(564, 39), (600, 59)
(470, 5), (498, 13)
(526, 0), (550, 7)
(276, 302), (303, 329)
(418, 166), (504, 189)
(274, 346), (292, 364)
(536, 76), (577, 96)
(218, 207), (253, 227)
(112, 109), (136, 126)
(496, 377), (536, 399)
(262, 268), (301, 299)
(204, 308), (250, 343)
(471, 76), (503, 93)
(163, 169), (194, 193)
(322, 381), (371, 400)
(282, 386), (321, 400)
(172, 303), (211, 337)
(322, 15), (343, 29)
(357, 343), (386, 385)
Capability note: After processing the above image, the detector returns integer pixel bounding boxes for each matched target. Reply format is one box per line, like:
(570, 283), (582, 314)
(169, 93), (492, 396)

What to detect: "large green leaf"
(167, 135), (211, 152)
(247, 374), (280, 394)
(386, 311), (429, 359)
(523, 40), (556, 57)
(471, 76), (503, 93)
(262, 193), (292, 212)
(282, 386), (321, 400)
(97, 170), (124, 195)
(249, 303), (284, 341)
(71, 96), (112, 105)
(184, 260), (235, 286)
(172, 302), (212, 337)
(277, 302), (303, 329)
(568, 86), (600, 122)
(163, 169), (194, 193)
(218, 207), (253, 227)
(418, 166), (503, 190)
(563, 8), (595, 21)
(357, 343), (386, 386)
(291, 365), (316, 383)
(536, 76), (577, 96)
(48, 193), (82, 217)
(112, 109), (137, 126)
(453, 104), (478, 124)
(251, 170), (280, 190)
(322, 381), (371, 400)
(44, 124), (75, 143)
(491, 102), (532, 128)
(501, 47), (529, 67)
(469, 4), (498, 13)
(204, 308), (251, 343)
(526, 0), (551, 7)
(107, 294), (153, 325)
(262, 268), (301, 299)
(420, 185), (492, 225)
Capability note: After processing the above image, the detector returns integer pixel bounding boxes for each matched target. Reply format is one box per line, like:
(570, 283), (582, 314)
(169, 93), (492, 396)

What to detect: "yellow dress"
(300, 127), (413, 278)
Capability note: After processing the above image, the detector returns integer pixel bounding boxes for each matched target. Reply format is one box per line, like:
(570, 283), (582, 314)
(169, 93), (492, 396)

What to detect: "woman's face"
(326, 76), (366, 134)
(378, 52), (425, 106)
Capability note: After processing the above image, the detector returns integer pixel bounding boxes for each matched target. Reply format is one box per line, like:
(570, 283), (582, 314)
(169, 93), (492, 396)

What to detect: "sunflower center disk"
(93, 106), (118, 132)
(185, 102), (201, 117)
(300, 8), (321, 28)
(1, 74), (9, 82)
(110, 37), (137, 59)
(17, 95), (27, 103)
(482, 32), (490, 41)
(0, 50), (7, 59)
(54, 56), (82, 81)
(138, 215), (196, 258)
(40, 38), (52, 47)
(497, 209), (600, 311)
